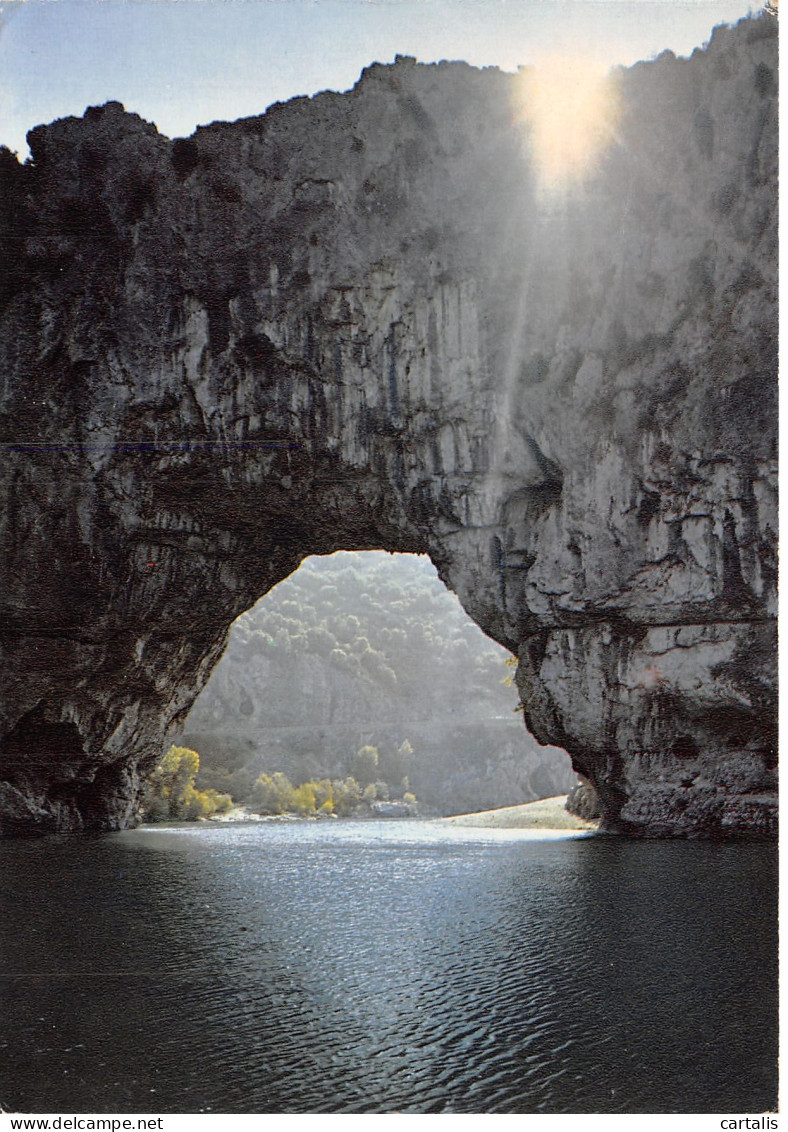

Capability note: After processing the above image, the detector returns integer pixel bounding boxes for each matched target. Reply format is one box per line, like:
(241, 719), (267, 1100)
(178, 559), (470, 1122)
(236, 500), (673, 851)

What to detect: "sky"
(0, 0), (764, 158)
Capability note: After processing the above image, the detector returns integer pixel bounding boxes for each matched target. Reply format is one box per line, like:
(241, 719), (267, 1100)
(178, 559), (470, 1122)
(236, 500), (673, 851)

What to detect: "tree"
(144, 745), (199, 818)
(313, 778), (334, 812)
(291, 782), (317, 814)
(160, 745), (200, 812)
(381, 738), (414, 784)
(333, 776), (362, 816)
(351, 744), (379, 784)
(373, 779), (390, 801)
(249, 771), (296, 814)
(143, 745), (232, 821)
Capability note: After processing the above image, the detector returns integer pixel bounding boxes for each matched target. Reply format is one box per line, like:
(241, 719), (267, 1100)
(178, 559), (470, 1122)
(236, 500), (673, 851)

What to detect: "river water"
(0, 820), (777, 1114)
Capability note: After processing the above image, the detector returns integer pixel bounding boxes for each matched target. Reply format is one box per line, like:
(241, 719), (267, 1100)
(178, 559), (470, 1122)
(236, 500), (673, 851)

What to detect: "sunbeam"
(516, 55), (622, 195)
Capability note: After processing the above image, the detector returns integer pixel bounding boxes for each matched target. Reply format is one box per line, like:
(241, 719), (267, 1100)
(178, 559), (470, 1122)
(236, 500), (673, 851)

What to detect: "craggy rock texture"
(0, 15), (777, 836)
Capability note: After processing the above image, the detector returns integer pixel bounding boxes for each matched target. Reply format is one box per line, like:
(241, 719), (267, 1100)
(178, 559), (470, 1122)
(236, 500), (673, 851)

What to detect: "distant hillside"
(179, 551), (576, 813)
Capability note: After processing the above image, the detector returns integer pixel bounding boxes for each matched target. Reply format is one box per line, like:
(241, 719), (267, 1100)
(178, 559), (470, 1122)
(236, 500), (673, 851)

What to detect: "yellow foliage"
(143, 745), (232, 822)
(245, 764), (419, 819)
(291, 783), (316, 814)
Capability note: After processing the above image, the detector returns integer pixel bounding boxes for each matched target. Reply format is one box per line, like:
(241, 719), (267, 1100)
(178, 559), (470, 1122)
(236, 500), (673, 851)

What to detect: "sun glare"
(516, 56), (621, 196)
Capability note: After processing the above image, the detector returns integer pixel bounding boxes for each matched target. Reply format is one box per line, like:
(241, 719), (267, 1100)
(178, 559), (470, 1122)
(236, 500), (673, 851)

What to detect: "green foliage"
(143, 745), (233, 822)
(204, 552), (517, 731)
(378, 739), (414, 785)
(373, 779), (390, 801)
(177, 551), (559, 814)
(249, 771), (295, 814)
(333, 776), (362, 817)
(351, 744), (379, 784)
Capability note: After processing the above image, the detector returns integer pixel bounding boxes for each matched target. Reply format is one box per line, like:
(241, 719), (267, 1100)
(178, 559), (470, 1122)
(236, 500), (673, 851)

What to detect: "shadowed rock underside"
(0, 15), (777, 836)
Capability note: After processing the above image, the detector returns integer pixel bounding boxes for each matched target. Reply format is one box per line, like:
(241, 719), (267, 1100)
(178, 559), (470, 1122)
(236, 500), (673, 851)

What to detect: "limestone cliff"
(0, 14), (776, 836)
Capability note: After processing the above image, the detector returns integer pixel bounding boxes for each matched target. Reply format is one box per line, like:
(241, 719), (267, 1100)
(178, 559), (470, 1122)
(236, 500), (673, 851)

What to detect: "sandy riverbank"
(203, 795), (599, 830)
(439, 795), (598, 831)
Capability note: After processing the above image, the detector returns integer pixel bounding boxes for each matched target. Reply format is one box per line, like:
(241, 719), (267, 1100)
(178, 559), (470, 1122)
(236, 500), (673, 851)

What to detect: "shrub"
(249, 771), (296, 814)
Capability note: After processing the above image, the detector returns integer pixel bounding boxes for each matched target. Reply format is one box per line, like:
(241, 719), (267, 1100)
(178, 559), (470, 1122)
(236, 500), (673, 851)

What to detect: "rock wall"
(0, 14), (776, 836)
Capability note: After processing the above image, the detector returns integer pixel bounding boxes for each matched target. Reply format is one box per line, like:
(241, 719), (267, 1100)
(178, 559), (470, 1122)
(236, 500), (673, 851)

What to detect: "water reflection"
(0, 824), (777, 1113)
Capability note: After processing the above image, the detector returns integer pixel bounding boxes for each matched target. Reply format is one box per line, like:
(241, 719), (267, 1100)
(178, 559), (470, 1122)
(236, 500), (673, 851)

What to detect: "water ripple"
(0, 821), (777, 1114)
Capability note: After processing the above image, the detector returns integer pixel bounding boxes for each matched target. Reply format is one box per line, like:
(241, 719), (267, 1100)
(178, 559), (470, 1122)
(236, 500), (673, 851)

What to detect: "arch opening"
(0, 22), (777, 837)
(166, 550), (576, 820)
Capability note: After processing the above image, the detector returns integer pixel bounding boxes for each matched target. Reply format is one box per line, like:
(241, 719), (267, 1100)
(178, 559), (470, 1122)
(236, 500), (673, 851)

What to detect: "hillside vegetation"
(179, 551), (575, 814)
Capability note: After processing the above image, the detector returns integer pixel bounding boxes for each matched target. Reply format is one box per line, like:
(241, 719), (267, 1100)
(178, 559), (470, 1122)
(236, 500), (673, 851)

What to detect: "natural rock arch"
(0, 16), (777, 836)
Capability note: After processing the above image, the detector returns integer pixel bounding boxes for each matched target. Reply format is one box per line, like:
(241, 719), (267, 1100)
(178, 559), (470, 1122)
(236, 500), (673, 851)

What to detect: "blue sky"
(0, 0), (762, 157)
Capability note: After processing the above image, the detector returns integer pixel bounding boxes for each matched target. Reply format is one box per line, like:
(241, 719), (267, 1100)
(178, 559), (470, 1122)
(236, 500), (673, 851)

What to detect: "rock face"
(0, 15), (777, 837)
